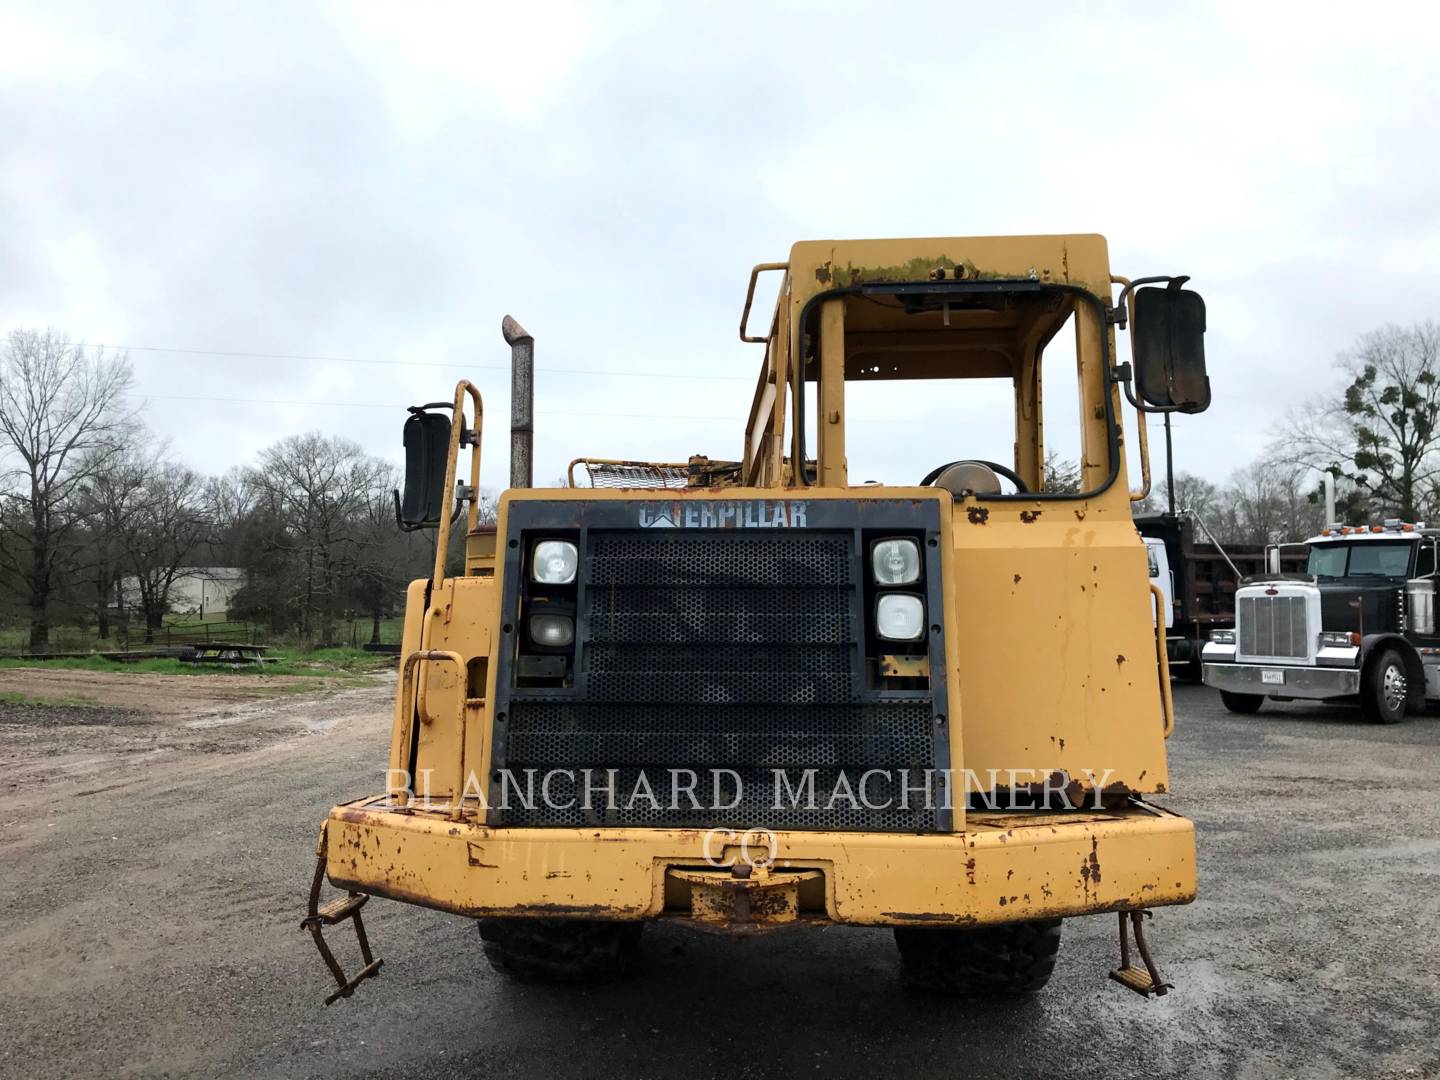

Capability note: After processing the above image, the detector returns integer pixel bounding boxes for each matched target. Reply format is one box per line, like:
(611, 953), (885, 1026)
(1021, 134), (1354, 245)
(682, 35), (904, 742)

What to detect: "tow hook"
(301, 826), (383, 1005)
(1108, 910), (1174, 997)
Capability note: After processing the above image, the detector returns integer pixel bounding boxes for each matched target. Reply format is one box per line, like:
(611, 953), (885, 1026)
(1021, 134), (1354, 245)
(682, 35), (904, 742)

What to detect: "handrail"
(1149, 583), (1175, 737)
(1112, 274), (1152, 503)
(415, 604), (445, 726)
(740, 262), (787, 343)
(392, 649), (464, 809)
(431, 380), (484, 591)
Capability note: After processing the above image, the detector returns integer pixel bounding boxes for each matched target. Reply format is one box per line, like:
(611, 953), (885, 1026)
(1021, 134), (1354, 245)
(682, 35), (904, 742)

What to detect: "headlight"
(528, 611), (575, 648)
(1319, 630), (1358, 648)
(532, 540), (578, 585)
(1209, 629), (1235, 644)
(871, 538), (921, 585)
(876, 594), (924, 641)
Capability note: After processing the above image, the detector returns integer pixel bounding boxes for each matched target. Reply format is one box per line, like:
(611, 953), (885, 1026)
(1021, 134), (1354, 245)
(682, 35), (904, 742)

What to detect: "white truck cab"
(1145, 535), (1174, 631)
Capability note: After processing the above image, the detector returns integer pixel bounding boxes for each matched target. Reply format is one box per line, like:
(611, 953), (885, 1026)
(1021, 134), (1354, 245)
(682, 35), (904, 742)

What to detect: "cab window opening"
(792, 282), (1117, 500)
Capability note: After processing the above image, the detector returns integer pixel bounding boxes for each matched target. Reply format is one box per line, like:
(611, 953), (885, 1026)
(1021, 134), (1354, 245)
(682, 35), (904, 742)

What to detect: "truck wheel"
(894, 919), (1062, 996)
(478, 918), (643, 983)
(1219, 690), (1264, 714)
(1361, 647), (1409, 725)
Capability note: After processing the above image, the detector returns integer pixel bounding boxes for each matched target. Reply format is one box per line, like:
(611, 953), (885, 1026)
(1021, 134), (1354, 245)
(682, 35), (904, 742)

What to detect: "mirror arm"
(1113, 274), (1189, 330)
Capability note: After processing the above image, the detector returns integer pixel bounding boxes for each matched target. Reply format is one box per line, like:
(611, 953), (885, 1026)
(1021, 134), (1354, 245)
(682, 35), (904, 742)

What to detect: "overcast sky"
(3, 1), (1437, 494)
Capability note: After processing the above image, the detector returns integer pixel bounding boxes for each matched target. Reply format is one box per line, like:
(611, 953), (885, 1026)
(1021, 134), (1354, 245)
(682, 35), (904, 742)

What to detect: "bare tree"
(1279, 322), (1440, 520)
(119, 462), (208, 641)
(75, 436), (150, 640)
(0, 330), (133, 650)
(241, 433), (393, 641)
(1168, 471), (1221, 522)
(1220, 459), (1323, 545)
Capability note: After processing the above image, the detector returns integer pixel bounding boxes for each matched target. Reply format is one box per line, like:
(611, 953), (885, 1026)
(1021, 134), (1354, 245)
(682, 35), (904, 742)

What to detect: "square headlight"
(532, 539), (578, 585)
(871, 538), (921, 585)
(876, 593), (925, 641)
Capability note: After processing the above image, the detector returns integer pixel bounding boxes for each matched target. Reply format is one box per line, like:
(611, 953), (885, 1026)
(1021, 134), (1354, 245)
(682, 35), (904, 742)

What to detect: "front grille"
(496, 527), (940, 832)
(1238, 594), (1307, 658)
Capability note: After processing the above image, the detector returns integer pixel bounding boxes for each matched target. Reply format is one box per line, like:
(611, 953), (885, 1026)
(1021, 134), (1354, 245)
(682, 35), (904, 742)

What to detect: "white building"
(120, 567), (245, 620)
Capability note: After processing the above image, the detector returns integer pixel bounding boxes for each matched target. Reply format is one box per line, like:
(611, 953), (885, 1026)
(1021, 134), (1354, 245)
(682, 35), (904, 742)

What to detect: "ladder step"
(315, 893), (368, 924)
(1110, 965), (1170, 997)
(323, 958), (383, 1006)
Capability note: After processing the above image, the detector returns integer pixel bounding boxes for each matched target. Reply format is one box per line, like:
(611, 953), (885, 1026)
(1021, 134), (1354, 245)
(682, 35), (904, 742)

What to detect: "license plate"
(1261, 669), (1285, 685)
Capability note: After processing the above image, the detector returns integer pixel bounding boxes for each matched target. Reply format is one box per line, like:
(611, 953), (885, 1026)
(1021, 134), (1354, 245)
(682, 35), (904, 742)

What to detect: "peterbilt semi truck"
(1202, 520), (1439, 723)
(1139, 512), (1306, 675)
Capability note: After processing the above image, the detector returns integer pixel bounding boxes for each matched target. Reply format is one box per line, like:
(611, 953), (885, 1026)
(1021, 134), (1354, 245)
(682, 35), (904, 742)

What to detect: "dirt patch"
(0, 668), (344, 716)
(0, 666), (390, 795)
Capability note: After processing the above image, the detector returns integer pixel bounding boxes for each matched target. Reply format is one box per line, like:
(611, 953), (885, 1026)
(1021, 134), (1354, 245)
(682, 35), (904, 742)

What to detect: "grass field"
(0, 616), (406, 655)
(0, 646), (394, 680)
(0, 688), (102, 708)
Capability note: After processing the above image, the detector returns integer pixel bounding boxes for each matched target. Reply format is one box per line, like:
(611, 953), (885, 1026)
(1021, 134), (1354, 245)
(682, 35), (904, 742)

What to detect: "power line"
(144, 392), (737, 419)
(139, 392), (1080, 427)
(78, 342), (752, 382)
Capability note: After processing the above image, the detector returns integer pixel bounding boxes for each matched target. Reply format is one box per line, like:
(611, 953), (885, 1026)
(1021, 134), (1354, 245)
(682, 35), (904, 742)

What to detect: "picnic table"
(181, 643), (271, 666)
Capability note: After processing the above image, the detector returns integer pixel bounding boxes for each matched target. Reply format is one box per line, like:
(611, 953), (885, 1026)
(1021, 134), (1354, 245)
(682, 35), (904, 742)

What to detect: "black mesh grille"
(496, 529), (939, 832)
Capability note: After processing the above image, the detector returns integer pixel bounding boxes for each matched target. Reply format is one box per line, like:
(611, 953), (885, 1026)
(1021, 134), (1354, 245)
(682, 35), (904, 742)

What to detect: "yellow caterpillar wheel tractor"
(301, 234), (1210, 1004)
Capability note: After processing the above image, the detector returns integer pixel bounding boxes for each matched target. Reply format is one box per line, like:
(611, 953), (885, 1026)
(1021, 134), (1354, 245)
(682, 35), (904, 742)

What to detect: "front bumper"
(322, 798), (1196, 929)
(1203, 661), (1359, 698)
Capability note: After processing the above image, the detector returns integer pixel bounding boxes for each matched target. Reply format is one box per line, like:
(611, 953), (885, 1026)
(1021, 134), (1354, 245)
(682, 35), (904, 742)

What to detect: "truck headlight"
(528, 611), (575, 648)
(1318, 630), (1359, 648)
(532, 540), (578, 585)
(1209, 629), (1235, 644)
(876, 594), (924, 641)
(871, 538), (921, 585)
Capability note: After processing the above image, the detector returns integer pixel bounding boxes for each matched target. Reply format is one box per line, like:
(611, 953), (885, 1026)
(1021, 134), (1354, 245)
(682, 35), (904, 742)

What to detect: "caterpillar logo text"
(638, 500), (808, 529)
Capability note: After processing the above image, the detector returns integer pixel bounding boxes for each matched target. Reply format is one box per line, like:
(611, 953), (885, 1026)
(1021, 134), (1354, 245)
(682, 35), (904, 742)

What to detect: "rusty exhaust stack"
(502, 315), (533, 489)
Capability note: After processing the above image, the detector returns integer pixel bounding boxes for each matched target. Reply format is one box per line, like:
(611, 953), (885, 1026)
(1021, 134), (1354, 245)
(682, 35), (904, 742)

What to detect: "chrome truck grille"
(486, 498), (951, 833)
(1237, 594), (1308, 659)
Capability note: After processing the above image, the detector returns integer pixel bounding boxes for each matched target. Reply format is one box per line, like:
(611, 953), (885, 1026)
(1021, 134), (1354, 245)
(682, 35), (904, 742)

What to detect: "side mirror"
(1132, 284), (1210, 413)
(397, 409), (452, 530)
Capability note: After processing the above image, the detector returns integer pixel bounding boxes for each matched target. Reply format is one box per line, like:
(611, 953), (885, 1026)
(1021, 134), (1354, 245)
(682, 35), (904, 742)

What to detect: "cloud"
(1, 0), (1438, 491)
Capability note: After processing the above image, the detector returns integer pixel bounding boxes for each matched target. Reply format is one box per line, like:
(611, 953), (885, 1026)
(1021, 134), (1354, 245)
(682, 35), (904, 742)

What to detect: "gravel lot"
(1, 679), (1437, 1080)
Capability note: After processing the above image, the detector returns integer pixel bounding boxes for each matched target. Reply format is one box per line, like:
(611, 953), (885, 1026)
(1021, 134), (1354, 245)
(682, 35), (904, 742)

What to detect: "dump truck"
(1203, 518), (1440, 722)
(302, 235), (1209, 1003)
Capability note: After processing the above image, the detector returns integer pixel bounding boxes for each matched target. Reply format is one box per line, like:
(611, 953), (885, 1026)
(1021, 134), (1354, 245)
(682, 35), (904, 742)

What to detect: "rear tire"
(478, 918), (643, 983)
(894, 919), (1062, 997)
(1360, 647), (1409, 725)
(1219, 690), (1265, 714)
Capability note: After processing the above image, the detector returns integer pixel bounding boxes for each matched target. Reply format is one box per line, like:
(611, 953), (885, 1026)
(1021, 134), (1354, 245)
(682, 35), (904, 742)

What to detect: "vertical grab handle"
(393, 649), (465, 807)
(1149, 583), (1175, 737)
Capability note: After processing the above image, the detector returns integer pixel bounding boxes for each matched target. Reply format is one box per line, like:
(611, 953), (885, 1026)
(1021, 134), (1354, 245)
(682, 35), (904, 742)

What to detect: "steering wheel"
(919, 459), (1030, 494)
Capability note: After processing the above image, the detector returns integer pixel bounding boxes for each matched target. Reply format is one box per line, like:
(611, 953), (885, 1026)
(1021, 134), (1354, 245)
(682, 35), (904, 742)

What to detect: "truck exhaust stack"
(502, 315), (533, 489)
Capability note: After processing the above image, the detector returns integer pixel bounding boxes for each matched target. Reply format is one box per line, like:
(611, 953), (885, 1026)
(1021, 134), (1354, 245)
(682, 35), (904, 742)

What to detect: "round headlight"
(876, 593), (924, 641)
(528, 612), (575, 648)
(872, 538), (921, 585)
(532, 540), (578, 585)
